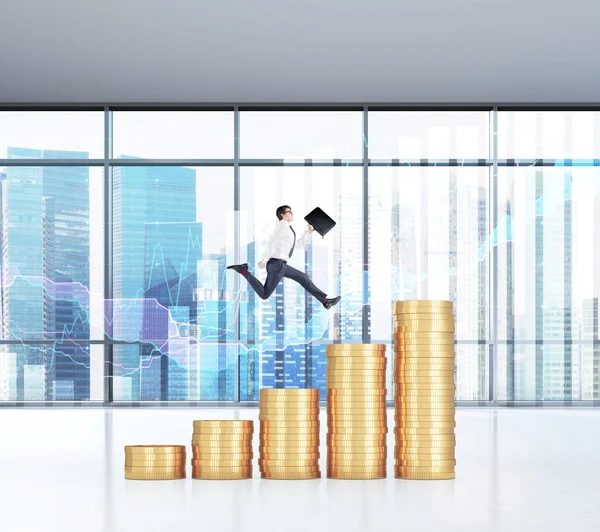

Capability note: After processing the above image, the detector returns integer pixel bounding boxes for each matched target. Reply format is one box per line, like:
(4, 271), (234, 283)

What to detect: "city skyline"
(2, 109), (600, 402)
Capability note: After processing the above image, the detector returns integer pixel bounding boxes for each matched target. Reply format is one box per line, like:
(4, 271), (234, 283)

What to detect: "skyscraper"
(112, 161), (197, 400)
(2, 148), (90, 400)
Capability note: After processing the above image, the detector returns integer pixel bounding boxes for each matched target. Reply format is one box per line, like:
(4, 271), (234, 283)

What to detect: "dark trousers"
(243, 259), (327, 302)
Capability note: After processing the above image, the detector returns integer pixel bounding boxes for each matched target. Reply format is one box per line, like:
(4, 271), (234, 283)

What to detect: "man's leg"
(240, 260), (286, 300)
(283, 265), (327, 303)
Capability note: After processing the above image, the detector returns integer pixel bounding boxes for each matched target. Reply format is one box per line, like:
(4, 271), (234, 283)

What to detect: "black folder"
(304, 207), (336, 238)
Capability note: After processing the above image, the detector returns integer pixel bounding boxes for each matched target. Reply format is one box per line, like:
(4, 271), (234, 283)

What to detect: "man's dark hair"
(276, 205), (291, 220)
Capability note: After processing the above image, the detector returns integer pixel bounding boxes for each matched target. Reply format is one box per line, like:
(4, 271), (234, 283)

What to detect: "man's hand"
(307, 225), (314, 233)
(258, 261), (265, 269)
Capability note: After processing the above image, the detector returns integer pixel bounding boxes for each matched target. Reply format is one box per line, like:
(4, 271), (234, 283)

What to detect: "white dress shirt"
(260, 220), (311, 263)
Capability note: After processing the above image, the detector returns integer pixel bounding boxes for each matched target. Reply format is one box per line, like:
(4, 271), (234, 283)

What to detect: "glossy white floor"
(1, 407), (599, 532)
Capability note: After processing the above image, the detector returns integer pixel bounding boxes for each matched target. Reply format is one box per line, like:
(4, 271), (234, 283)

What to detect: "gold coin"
(395, 470), (455, 480)
(326, 383), (387, 390)
(328, 428), (388, 435)
(327, 421), (388, 427)
(259, 466), (320, 474)
(395, 390), (455, 397)
(125, 465), (186, 474)
(395, 349), (455, 358)
(124, 458), (186, 467)
(395, 370), (455, 378)
(124, 445), (185, 454)
(395, 416), (455, 424)
(191, 459), (253, 467)
(394, 311), (454, 320)
(192, 452), (253, 460)
(393, 321), (455, 331)
(259, 452), (320, 459)
(260, 420), (320, 427)
(395, 458), (456, 467)
(326, 466), (386, 474)
(393, 300), (453, 309)
(395, 452), (455, 461)
(259, 401), (320, 408)
(327, 458), (386, 465)
(327, 436), (386, 444)
(396, 363), (454, 371)
(328, 472), (386, 480)
(327, 409), (387, 416)
(394, 428), (455, 436)
(258, 458), (319, 467)
(191, 443), (252, 452)
(192, 431), (254, 438)
(327, 397), (387, 410)
(192, 466), (252, 475)
(192, 420), (253, 427)
(395, 465), (455, 474)
(125, 472), (186, 481)
(259, 415), (320, 422)
(396, 421), (456, 428)
(395, 383), (455, 390)
(261, 472), (321, 480)
(328, 389), (387, 396)
(326, 378), (386, 385)
(394, 405), (455, 412)
(259, 440), (320, 448)
(260, 427), (321, 436)
(258, 443), (320, 450)
(395, 441), (455, 448)
(192, 473), (252, 480)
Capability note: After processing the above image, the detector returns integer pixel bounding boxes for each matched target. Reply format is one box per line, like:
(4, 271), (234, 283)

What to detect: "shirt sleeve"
(260, 224), (284, 263)
(294, 228), (312, 249)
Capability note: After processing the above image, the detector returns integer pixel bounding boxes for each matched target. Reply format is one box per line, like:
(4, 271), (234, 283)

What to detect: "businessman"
(227, 205), (341, 309)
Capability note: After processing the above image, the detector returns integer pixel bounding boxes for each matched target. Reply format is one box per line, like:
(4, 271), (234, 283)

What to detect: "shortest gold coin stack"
(191, 420), (254, 480)
(259, 388), (321, 480)
(124, 445), (186, 480)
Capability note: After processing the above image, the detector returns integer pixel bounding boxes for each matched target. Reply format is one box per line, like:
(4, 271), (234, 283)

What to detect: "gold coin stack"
(124, 445), (186, 480)
(191, 420), (253, 480)
(394, 300), (456, 480)
(326, 344), (388, 480)
(259, 388), (321, 480)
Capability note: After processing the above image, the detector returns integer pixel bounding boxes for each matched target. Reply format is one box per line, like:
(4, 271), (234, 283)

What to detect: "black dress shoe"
(323, 296), (341, 309)
(227, 263), (248, 274)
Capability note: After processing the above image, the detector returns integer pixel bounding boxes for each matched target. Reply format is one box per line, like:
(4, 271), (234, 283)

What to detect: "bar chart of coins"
(394, 300), (457, 480)
(326, 344), (387, 480)
(124, 445), (186, 480)
(259, 388), (321, 480)
(191, 420), (253, 480)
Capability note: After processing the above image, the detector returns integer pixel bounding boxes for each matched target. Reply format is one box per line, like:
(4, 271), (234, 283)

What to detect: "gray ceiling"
(0, 0), (598, 104)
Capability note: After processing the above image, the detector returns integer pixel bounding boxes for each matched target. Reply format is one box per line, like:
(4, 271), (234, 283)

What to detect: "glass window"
(112, 111), (234, 159)
(0, 163), (104, 400)
(240, 111), (363, 159)
(369, 167), (490, 401)
(497, 111), (600, 159)
(368, 111), (491, 159)
(110, 166), (234, 401)
(0, 343), (104, 401)
(496, 167), (600, 401)
(0, 111), (104, 159)
(239, 167), (363, 400)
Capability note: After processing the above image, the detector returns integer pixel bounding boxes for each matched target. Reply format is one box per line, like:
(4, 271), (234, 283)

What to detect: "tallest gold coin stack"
(326, 344), (387, 480)
(394, 300), (456, 480)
